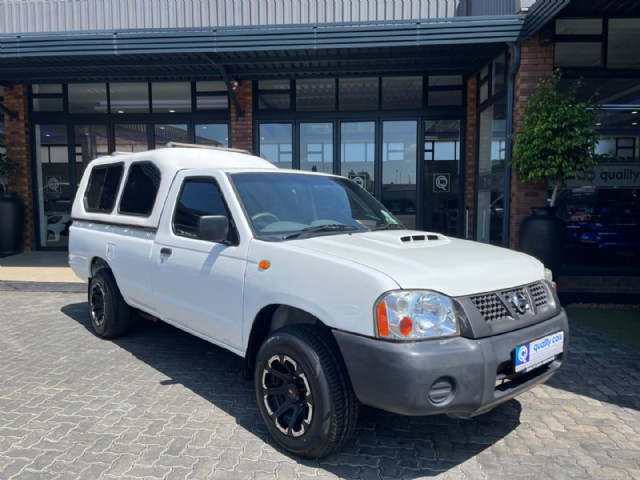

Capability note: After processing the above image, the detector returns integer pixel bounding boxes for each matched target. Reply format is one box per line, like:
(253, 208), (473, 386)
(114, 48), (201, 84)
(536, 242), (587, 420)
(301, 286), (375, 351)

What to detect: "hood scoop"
(361, 231), (449, 247)
(400, 234), (442, 243)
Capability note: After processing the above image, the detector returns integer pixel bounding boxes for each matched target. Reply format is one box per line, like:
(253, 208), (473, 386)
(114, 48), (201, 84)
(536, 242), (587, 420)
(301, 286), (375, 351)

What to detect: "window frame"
(83, 162), (125, 213)
(117, 160), (162, 217)
(171, 176), (238, 244)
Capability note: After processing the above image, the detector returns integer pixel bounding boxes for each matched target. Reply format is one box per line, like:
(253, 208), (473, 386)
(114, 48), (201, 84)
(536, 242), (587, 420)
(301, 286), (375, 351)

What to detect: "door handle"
(160, 247), (172, 256)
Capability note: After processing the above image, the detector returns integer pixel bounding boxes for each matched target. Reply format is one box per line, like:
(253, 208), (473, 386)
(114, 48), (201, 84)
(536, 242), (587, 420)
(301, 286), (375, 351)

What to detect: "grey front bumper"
(333, 310), (569, 417)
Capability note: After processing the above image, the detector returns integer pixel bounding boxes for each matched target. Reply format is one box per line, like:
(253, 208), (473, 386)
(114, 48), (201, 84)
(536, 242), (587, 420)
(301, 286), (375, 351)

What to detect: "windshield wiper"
(283, 224), (357, 240)
(371, 223), (405, 231)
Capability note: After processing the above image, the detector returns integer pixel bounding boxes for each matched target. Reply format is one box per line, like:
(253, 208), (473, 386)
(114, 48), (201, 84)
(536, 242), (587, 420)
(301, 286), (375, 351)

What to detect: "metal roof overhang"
(0, 15), (525, 83)
(0, 13), (547, 84)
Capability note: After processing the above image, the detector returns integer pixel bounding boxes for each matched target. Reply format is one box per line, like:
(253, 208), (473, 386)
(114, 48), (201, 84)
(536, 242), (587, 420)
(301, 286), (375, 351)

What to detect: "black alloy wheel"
(254, 324), (358, 458)
(87, 269), (131, 338)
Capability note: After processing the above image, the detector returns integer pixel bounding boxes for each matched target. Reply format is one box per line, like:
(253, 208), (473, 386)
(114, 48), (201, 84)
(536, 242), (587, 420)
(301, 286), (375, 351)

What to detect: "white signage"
(433, 173), (450, 192)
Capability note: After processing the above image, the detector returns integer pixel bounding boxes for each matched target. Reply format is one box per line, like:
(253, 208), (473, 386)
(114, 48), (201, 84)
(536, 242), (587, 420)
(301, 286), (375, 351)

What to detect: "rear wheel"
(88, 269), (131, 338)
(255, 324), (358, 458)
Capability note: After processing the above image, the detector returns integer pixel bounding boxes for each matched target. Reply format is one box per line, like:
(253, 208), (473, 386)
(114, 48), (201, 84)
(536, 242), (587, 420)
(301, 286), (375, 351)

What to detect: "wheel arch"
(243, 304), (332, 379)
(89, 256), (111, 278)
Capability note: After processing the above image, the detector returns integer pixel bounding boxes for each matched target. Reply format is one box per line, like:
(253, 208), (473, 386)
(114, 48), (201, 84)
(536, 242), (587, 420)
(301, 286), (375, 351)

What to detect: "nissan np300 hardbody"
(69, 145), (568, 458)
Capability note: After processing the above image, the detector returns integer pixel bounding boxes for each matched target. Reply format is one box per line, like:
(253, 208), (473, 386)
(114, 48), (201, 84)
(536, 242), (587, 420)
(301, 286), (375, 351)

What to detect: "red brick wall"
(3, 85), (34, 251)
(230, 81), (254, 154)
(464, 75), (478, 239)
(509, 33), (554, 249)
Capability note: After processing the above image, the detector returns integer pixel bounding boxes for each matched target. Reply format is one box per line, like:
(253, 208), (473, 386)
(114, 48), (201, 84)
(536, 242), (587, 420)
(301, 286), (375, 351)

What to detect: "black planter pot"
(519, 207), (565, 277)
(0, 191), (25, 257)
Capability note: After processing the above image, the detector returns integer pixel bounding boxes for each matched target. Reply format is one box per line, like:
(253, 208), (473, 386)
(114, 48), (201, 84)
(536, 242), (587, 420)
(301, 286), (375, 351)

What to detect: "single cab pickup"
(69, 145), (569, 458)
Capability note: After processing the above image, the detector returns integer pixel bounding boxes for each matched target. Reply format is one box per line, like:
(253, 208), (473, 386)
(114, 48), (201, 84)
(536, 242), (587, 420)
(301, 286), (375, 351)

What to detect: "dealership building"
(1, 0), (639, 297)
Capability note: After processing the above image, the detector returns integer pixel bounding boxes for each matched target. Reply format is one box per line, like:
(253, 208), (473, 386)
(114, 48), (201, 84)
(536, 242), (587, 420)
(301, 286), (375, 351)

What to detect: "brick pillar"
(3, 85), (35, 251)
(509, 33), (554, 249)
(230, 80), (254, 154)
(464, 75), (478, 240)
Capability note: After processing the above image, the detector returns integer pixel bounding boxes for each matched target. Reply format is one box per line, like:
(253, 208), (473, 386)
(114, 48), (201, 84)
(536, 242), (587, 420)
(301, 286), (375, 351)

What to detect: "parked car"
(69, 145), (568, 458)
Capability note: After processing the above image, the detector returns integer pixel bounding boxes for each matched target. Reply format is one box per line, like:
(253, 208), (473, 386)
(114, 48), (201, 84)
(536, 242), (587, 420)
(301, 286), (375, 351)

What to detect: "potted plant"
(511, 70), (599, 276)
(0, 152), (24, 256)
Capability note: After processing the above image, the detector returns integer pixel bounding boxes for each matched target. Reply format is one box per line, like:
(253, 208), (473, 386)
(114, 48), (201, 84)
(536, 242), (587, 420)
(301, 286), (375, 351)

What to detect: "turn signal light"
(258, 260), (271, 270)
(377, 301), (389, 337)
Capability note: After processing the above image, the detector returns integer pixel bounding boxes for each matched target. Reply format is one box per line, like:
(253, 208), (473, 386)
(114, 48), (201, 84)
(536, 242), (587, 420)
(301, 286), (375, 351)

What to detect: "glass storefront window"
(608, 19), (640, 69)
(110, 83), (149, 114)
(382, 121), (417, 229)
(115, 124), (148, 153)
(154, 124), (189, 148)
(300, 123), (333, 173)
(195, 124), (229, 147)
(340, 122), (375, 195)
(429, 90), (463, 107)
(556, 19), (603, 35)
(476, 97), (507, 245)
(196, 81), (228, 110)
(32, 84), (64, 112)
(556, 188), (640, 269)
(34, 125), (71, 247)
(423, 120), (461, 236)
(296, 79), (336, 112)
(339, 78), (379, 111)
(152, 82), (191, 113)
(555, 42), (602, 68)
(0, 86), (4, 153)
(258, 80), (291, 110)
(68, 83), (108, 113)
(382, 77), (422, 110)
(259, 123), (293, 168)
(74, 125), (108, 184)
(554, 76), (640, 271)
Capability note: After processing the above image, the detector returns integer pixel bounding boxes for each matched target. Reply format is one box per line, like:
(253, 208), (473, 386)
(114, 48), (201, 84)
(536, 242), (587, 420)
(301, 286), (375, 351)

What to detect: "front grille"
(470, 294), (511, 322)
(470, 282), (551, 323)
(528, 282), (548, 309)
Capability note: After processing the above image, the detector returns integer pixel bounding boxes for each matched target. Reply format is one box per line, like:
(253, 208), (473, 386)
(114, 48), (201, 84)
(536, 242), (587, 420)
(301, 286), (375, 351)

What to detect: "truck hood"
(290, 230), (544, 297)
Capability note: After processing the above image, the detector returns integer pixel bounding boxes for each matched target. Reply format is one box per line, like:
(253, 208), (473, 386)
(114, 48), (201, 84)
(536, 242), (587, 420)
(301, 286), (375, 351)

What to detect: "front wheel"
(88, 269), (131, 338)
(254, 324), (358, 458)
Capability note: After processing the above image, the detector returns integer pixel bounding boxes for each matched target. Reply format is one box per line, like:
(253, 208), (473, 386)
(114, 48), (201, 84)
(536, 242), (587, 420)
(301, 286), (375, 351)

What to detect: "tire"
(88, 269), (131, 338)
(254, 324), (359, 459)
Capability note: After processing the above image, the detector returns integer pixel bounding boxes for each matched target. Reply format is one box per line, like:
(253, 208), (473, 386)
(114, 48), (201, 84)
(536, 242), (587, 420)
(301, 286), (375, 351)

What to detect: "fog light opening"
(428, 377), (455, 406)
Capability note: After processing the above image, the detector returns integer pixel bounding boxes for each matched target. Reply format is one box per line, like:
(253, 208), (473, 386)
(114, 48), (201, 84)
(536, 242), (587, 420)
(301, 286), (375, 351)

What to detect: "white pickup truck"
(69, 145), (568, 458)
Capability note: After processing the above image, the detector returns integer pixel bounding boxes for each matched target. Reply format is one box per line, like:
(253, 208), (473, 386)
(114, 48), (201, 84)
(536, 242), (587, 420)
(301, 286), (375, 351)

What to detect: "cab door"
(150, 170), (248, 352)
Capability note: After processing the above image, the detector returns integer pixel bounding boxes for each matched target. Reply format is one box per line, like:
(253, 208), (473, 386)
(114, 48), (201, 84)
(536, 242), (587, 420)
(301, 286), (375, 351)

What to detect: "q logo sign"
(433, 173), (450, 193)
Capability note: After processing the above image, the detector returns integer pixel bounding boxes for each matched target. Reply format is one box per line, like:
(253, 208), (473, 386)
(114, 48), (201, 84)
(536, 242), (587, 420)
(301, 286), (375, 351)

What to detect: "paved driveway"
(0, 292), (639, 480)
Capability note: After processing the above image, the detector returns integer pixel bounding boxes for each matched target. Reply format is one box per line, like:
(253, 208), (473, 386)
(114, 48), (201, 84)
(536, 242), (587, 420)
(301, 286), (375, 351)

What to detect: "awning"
(0, 1), (568, 84)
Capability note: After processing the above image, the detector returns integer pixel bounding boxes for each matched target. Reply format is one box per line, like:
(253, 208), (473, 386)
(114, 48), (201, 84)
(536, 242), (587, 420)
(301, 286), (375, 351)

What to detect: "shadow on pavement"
(546, 319), (640, 412)
(61, 301), (521, 478)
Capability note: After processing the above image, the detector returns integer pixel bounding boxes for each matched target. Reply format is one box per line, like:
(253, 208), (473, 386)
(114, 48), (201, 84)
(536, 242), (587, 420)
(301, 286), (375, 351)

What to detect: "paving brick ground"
(0, 291), (639, 480)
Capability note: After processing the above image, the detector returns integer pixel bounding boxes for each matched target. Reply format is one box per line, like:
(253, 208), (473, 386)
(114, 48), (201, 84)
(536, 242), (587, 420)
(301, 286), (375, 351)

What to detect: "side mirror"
(197, 215), (229, 243)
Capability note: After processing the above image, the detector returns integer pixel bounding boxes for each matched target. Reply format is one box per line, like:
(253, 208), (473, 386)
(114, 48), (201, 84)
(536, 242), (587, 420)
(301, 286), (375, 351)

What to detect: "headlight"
(544, 268), (553, 283)
(375, 290), (458, 341)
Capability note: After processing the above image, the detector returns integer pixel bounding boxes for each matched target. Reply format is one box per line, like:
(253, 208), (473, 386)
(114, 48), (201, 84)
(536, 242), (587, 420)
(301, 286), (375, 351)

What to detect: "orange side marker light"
(258, 260), (271, 270)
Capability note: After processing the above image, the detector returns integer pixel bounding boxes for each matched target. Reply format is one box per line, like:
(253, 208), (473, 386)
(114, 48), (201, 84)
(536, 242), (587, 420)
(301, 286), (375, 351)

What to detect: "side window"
(84, 164), (124, 213)
(173, 178), (234, 240)
(119, 162), (161, 216)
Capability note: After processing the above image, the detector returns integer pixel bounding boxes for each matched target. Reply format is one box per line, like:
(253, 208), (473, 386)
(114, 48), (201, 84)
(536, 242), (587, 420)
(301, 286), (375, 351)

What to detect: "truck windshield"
(230, 172), (403, 240)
